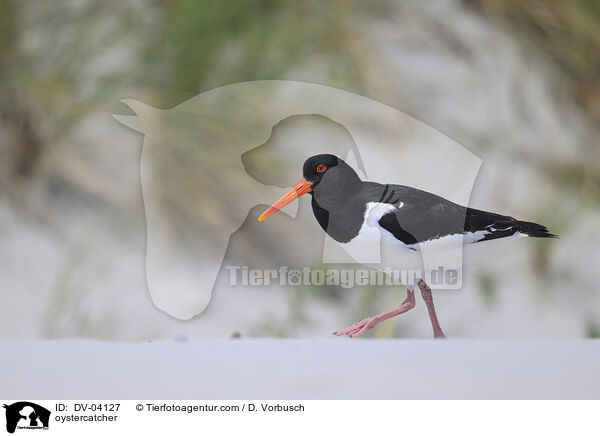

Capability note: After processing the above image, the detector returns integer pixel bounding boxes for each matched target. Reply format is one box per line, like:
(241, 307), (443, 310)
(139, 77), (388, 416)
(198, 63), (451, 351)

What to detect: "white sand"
(2, 339), (598, 399)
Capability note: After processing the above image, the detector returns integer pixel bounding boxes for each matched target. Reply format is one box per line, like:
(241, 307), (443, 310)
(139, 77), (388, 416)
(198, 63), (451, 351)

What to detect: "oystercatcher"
(258, 154), (556, 338)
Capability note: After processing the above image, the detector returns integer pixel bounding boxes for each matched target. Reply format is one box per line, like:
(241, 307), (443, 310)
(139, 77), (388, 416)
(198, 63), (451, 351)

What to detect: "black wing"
(365, 183), (556, 244)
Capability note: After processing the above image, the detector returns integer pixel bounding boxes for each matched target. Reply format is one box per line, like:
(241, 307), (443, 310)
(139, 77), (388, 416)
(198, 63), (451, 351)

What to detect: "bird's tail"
(518, 220), (558, 238)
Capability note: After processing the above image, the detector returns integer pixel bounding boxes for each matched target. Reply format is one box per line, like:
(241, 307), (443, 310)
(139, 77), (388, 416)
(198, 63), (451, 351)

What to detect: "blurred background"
(1, 0), (599, 340)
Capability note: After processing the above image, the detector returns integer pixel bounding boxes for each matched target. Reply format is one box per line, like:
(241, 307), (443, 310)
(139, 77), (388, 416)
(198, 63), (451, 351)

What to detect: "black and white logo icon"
(3, 402), (50, 434)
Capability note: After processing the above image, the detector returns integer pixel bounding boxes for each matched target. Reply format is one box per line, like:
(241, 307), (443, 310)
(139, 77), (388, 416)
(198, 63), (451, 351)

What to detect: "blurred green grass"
(467, 0), (600, 124)
(143, 0), (373, 107)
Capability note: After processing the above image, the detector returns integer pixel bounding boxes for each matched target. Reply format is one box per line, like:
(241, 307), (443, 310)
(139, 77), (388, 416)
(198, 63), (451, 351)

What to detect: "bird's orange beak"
(258, 178), (313, 222)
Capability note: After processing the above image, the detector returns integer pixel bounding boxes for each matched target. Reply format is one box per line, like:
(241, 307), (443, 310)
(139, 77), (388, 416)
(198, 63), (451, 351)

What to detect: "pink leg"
(417, 279), (446, 339)
(334, 287), (415, 338)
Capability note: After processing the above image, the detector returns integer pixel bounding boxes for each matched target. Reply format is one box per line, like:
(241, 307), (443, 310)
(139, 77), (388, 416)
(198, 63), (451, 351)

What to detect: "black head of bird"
(258, 154), (361, 222)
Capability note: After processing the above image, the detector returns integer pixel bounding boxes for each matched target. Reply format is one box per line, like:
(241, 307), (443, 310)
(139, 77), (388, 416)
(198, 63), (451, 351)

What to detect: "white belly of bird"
(348, 201), (494, 253)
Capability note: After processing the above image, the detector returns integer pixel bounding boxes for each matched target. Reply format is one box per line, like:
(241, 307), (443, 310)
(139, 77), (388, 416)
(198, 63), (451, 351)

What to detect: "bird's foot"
(333, 316), (379, 338)
(416, 279), (447, 339)
(433, 329), (446, 339)
(333, 289), (416, 338)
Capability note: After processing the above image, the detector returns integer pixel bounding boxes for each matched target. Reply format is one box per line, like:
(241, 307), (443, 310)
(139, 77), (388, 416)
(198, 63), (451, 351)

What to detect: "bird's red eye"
(317, 164), (326, 173)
